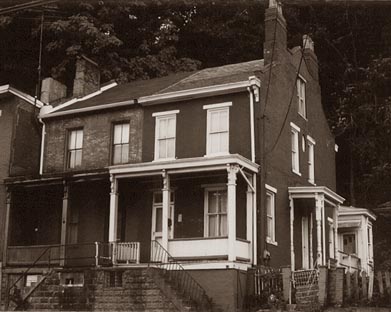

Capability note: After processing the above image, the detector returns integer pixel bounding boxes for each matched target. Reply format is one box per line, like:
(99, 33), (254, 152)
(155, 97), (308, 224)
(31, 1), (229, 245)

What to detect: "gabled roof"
(0, 84), (43, 108)
(42, 59), (264, 118)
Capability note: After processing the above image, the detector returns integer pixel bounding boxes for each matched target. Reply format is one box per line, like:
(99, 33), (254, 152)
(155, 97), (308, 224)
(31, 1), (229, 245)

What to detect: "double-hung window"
(290, 123), (300, 175)
(112, 122), (129, 165)
(204, 187), (227, 237)
(297, 77), (306, 118)
(266, 185), (277, 245)
(67, 128), (83, 169)
(368, 225), (373, 262)
(204, 103), (231, 156)
(343, 233), (356, 255)
(307, 136), (315, 184)
(153, 110), (179, 161)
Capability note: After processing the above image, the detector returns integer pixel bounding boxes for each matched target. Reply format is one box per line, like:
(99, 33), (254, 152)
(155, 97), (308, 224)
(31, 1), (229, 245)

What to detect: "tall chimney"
(73, 55), (100, 98)
(40, 77), (67, 105)
(302, 35), (319, 80)
(264, 0), (287, 65)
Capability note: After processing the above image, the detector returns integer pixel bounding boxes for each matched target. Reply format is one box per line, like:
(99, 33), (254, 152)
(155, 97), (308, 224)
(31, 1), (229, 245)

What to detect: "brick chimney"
(73, 55), (100, 98)
(264, 0), (287, 65)
(40, 77), (67, 105)
(302, 35), (319, 81)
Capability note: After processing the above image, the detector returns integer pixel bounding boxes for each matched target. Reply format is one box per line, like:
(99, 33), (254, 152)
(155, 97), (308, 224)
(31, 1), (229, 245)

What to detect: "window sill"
(266, 238), (278, 246)
(292, 169), (301, 176)
(308, 180), (316, 186)
(152, 157), (177, 162)
(299, 112), (308, 121)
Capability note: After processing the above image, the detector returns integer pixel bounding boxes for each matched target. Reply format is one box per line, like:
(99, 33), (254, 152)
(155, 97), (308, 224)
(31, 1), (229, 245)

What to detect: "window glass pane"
(159, 140), (167, 159)
(267, 217), (273, 238)
(167, 138), (175, 158)
(210, 111), (220, 133)
(121, 144), (129, 163)
(209, 133), (220, 154)
(219, 191), (227, 213)
(219, 110), (228, 131)
(69, 151), (75, 168)
(113, 124), (122, 144)
(208, 191), (218, 213)
(220, 215), (227, 236)
(208, 215), (217, 236)
(266, 194), (272, 216)
(69, 131), (76, 149)
(155, 208), (162, 232)
(75, 130), (83, 149)
(167, 117), (175, 138)
(75, 150), (82, 167)
(113, 145), (122, 164)
(159, 119), (167, 139)
(154, 192), (162, 204)
(122, 124), (129, 143)
(220, 132), (228, 153)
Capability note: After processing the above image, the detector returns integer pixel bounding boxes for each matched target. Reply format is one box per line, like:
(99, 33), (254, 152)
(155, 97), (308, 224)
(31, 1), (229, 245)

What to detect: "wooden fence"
(244, 266), (283, 311)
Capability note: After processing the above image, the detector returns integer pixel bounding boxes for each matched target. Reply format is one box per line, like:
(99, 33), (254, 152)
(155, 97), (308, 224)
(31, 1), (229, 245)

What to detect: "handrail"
(149, 240), (212, 310)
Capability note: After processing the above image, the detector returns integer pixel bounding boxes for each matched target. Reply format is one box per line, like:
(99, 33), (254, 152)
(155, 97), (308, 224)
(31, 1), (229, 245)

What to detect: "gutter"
(38, 117), (45, 175)
(247, 76), (261, 163)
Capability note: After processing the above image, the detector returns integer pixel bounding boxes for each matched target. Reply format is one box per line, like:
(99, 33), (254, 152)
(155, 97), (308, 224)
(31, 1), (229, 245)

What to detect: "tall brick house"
(0, 85), (42, 264)
(1, 2), (346, 311)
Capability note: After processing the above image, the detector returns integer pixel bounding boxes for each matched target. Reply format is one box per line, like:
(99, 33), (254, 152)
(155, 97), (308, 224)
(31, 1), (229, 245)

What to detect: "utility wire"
(0, 0), (58, 15)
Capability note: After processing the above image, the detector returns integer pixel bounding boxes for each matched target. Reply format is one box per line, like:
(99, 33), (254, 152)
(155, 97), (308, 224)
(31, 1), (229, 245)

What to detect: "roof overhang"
(0, 84), (43, 108)
(39, 77), (261, 119)
(338, 221), (362, 229)
(110, 154), (259, 178)
(339, 205), (377, 221)
(288, 186), (345, 206)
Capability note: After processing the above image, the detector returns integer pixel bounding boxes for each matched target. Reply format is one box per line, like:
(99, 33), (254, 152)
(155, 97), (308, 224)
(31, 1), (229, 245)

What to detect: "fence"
(244, 266), (283, 311)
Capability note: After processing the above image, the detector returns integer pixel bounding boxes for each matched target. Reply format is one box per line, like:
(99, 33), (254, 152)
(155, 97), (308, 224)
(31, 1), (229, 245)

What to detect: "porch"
(288, 186), (345, 270)
(4, 154), (259, 269)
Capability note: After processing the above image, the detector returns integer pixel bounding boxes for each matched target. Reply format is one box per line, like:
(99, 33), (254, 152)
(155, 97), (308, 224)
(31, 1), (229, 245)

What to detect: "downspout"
(38, 118), (45, 175)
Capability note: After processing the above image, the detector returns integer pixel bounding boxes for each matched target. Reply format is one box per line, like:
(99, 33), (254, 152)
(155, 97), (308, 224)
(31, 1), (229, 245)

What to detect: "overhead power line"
(0, 0), (58, 15)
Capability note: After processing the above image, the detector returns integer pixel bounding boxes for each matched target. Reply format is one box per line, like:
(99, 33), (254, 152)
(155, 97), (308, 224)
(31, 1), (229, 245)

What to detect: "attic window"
(297, 77), (306, 119)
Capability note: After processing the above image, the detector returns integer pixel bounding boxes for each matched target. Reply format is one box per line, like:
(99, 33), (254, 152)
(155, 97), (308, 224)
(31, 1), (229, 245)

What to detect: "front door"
(151, 191), (174, 244)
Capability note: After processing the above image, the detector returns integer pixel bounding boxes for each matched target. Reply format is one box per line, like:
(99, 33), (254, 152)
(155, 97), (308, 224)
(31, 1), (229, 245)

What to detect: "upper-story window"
(266, 184), (277, 245)
(112, 122), (129, 165)
(368, 225), (373, 262)
(290, 123), (300, 175)
(153, 110), (179, 161)
(67, 128), (83, 169)
(297, 77), (306, 118)
(343, 233), (356, 254)
(204, 187), (227, 237)
(204, 102), (231, 156)
(307, 136), (315, 184)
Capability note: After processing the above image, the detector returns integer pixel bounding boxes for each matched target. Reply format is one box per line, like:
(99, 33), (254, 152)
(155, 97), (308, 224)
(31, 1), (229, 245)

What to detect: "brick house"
(1, 2), (347, 311)
(0, 85), (43, 264)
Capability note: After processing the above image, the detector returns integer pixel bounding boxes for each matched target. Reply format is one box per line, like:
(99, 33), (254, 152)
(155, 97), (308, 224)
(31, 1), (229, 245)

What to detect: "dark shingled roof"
(55, 59), (264, 113)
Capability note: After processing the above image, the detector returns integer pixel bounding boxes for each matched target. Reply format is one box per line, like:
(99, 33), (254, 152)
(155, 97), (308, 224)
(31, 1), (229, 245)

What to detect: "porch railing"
(149, 240), (212, 311)
(338, 250), (361, 272)
(112, 242), (140, 264)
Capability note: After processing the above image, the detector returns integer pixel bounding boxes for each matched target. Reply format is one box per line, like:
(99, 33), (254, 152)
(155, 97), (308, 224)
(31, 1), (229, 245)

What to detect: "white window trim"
(307, 135), (315, 185)
(205, 106), (230, 156)
(67, 128), (83, 169)
(154, 113), (177, 161)
(265, 185), (277, 246)
(290, 123), (301, 176)
(203, 102), (232, 110)
(152, 110), (180, 117)
(112, 122), (130, 165)
(297, 76), (307, 119)
(204, 186), (228, 238)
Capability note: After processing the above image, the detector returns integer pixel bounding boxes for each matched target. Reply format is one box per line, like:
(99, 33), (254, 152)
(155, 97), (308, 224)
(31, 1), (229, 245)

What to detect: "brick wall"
(44, 108), (143, 173)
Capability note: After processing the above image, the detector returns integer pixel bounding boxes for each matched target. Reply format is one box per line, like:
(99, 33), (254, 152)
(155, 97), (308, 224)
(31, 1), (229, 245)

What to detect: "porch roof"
(109, 154), (259, 178)
(288, 186), (345, 206)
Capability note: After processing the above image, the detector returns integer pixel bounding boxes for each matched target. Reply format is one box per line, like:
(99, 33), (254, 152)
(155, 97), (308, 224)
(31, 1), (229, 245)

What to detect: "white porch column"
(252, 174), (257, 265)
(109, 175), (119, 242)
(227, 164), (239, 262)
(333, 204), (339, 264)
(162, 170), (170, 251)
(315, 194), (324, 266)
(2, 187), (11, 264)
(289, 195), (295, 270)
(310, 212), (314, 268)
(60, 180), (69, 266)
(246, 184), (254, 263)
(322, 200), (326, 265)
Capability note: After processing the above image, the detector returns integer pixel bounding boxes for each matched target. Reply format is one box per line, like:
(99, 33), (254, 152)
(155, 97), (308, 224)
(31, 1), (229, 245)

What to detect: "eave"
(0, 84), (43, 108)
